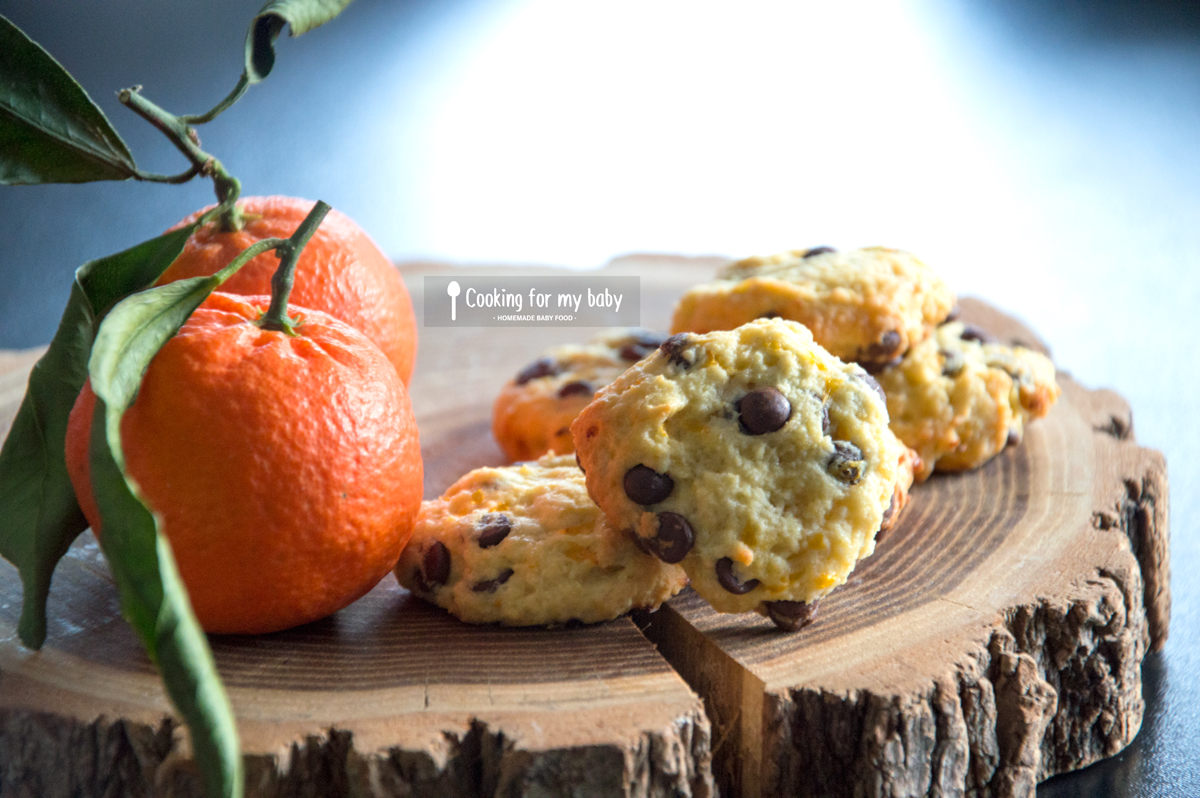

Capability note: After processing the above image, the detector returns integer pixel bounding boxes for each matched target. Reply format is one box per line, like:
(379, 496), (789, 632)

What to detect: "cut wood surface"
(0, 256), (1169, 798)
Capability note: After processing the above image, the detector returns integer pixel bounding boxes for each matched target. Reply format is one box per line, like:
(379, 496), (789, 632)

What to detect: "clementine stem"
(258, 201), (332, 334)
(213, 238), (287, 285)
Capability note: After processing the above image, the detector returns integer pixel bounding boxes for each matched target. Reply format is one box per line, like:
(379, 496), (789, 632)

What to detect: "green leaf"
(0, 15), (137, 184)
(0, 223), (201, 648)
(78, 205), (323, 798)
(88, 276), (242, 798)
(245, 0), (356, 83)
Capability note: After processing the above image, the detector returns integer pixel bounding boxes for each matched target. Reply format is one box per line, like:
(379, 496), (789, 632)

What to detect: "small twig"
(133, 165), (202, 185)
(118, 86), (243, 229)
(179, 73), (250, 126)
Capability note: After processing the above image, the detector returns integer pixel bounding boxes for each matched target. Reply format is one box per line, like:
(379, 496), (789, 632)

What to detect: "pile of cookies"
(395, 246), (1060, 630)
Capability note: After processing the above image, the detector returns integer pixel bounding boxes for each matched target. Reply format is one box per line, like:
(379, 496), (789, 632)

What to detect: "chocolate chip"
(1006, 428), (1023, 448)
(643, 513), (694, 563)
(624, 465), (674, 505)
(423, 541), (451, 586)
(758, 311), (781, 319)
(628, 528), (654, 556)
(766, 599), (819, 631)
(411, 567), (430, 594)
(620, 343), (653, 361)
(716, 557), (760, 594)
(576, 453), (585, 472)
(515, 357), (559, 385)
(879, 491), (899, 536)
(737, 387), (792, 435)
(862, 357), (902, 375)
(477, 513), (512, 548)
(471, 569), (514, 592)
(859, 371), (887, 404)
(960, 325), (997, 345)
(558, 380), (594, 398)
(862, 330), (902, 364)
(827, 441), (865, 484)
(659, 333), (692, 367)
(803, 246), (836, 258)
(619, 331), (667, 361)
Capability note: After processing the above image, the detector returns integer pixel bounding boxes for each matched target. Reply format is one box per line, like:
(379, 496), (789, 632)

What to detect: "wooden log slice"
(0, 259), (1168, 798)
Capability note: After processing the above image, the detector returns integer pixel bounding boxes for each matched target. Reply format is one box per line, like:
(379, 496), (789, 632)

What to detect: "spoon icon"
(447, 280), (461, 321)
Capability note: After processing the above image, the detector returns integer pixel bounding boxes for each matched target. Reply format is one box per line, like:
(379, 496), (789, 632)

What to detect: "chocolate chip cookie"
(395, 454), (687, 625)
(670, 246), (955, 369)
(571, 319), (902, 624)
(492, 328), (667, 461)
(879, 321), (1060, 480)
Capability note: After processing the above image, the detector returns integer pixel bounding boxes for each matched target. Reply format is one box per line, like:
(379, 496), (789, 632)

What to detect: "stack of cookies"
(396, 246), (1060, 630)
(670, 246), (1060, 480)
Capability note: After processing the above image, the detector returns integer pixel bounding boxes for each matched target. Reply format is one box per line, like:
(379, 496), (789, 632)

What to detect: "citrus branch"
(117, 87), (244, 231)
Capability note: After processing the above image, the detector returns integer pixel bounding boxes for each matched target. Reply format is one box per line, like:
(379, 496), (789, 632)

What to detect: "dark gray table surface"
(0, 1), (1196, 795)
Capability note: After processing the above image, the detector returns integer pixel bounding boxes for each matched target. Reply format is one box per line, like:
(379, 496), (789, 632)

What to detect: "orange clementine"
(65, 292), (424, 634)
(157, 196), (418, 384)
